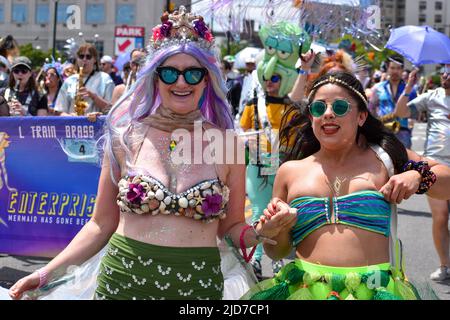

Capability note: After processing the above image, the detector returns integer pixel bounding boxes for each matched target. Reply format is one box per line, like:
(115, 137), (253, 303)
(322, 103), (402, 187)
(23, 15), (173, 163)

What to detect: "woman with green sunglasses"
(243, 71), (450, 300)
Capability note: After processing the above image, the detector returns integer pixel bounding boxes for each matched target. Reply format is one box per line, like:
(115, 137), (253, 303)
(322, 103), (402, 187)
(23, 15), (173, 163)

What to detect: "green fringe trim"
(373, 288), (401, 300)
(250, 262), (305, 300)
(287, 287), (314, 300)
(329, 274), (346, 293)
(361, 270), (391, 289)
(250, 282), (290, 300)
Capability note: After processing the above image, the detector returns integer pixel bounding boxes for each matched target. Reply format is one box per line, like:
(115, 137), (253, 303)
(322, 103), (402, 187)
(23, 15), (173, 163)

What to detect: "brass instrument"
(8, 80), (21, 116)
(74, 66), (89, 116)
(379, 113), (400, 134)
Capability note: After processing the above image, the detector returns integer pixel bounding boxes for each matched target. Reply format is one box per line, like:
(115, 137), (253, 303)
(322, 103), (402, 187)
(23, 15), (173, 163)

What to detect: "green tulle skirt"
(241, 259), (425, 300)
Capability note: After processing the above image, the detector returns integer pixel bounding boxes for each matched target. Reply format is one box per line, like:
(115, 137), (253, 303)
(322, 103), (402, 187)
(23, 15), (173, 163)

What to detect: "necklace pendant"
(169, 140), (177, 152)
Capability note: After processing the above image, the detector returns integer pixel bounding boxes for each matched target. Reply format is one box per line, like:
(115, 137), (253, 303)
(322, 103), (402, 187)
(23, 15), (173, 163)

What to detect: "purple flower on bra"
(202, 194), (223, 217)
(127, 184), (146, 205)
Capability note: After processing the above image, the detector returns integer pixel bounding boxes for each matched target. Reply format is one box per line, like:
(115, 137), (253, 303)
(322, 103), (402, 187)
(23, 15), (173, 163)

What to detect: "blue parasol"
(114, 52), (131, 72)
(385, 25), (450, 66)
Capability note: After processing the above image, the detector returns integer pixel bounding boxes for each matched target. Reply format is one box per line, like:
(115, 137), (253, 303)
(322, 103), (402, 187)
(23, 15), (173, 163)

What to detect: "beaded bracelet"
(402, 160), (437, 194)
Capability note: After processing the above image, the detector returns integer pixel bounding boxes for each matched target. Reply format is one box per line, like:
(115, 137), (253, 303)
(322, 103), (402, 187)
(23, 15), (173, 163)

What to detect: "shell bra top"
(116, 121), (230, 224)
(117, 175), (230, 223)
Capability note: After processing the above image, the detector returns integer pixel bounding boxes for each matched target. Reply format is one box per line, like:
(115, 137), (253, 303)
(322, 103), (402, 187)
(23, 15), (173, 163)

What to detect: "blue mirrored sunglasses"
(156, 66), (208, 85)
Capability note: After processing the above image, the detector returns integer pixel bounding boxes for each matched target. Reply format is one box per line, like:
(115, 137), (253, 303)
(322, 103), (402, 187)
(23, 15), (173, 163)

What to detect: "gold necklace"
(326, 176), (348, 198)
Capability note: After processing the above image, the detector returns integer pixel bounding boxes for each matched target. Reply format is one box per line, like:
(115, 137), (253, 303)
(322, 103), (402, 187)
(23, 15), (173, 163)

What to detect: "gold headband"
(308, 75), (368, 107)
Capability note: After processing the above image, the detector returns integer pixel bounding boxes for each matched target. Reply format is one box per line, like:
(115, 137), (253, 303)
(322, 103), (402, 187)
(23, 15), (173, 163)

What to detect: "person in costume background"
(395, 66), (450, 282)
(222, 55), (243, 117)
(54, 43), (114, 116)
(369, 56), (417, 149)
(239, 21), (311, 281)
(42, 60), (64, 113)
(0, 56), (48, 117)
(111, 48), (147, 105)
(8, 7), (287, 300)
(243, 71), (450, 300)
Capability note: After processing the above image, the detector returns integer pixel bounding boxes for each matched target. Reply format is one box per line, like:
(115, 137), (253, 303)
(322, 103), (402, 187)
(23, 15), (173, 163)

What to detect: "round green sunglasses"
(309, 99), (352, 117)
(156, 66), (208, 85)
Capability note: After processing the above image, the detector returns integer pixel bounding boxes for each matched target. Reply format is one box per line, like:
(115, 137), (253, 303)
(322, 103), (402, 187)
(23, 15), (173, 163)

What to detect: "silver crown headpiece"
(148, 6), (215, 56)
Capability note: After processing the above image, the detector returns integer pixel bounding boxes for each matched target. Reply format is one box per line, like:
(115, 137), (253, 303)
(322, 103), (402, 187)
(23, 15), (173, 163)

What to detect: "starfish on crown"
(149, 6), (214, 53)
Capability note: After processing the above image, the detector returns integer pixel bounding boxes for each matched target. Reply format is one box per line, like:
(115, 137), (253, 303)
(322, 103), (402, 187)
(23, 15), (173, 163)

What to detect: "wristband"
(403, 92), (412, 98)
(240, 225), (257, 263)
(297, 69), (310, 75)
(37, 268), (49, 289)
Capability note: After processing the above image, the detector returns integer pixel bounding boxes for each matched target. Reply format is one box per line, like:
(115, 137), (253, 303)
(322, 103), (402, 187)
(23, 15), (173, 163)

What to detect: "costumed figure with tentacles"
(239, 21), (311, 280)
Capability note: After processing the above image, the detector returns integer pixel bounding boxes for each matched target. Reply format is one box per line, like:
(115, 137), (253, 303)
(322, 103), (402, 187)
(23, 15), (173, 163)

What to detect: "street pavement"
(1, 123), (449, 299)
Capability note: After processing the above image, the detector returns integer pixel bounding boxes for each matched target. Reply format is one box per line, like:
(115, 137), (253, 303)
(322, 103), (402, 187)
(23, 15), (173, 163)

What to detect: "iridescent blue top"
(291, 190), (391, 246)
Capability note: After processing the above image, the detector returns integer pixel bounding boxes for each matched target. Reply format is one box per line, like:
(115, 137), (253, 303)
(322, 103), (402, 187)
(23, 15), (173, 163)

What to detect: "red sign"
(114, 26), (146, 56)
(115, 26), (145, 38)
(118, 39), (132, 52)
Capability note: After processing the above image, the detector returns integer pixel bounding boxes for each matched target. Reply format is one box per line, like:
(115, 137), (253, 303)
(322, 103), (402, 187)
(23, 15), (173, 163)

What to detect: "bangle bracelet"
(37, 268), (49, 289)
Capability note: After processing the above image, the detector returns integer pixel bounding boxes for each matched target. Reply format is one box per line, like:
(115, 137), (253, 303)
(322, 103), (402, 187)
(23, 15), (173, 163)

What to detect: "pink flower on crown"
(153, 27), (164, 41)
(204, 31), (213, 43)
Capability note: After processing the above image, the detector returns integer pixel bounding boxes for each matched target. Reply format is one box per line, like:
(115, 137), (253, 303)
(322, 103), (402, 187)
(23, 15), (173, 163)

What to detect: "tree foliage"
(19, 44), (62, 70)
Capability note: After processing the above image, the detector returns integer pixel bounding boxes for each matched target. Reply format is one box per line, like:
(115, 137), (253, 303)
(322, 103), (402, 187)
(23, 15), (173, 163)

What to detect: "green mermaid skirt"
(241, 259), (423, 300)
(95, 234), (224, 300)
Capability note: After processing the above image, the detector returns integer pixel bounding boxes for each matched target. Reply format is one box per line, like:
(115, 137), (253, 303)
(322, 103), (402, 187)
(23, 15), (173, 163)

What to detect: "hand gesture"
(8, 272), (40, 300)
(87, 112), (102, 123)
(379, 170), (421, 204)
(407, 69), (419, 88)
(78, 87), (97, 101)
(300, 50), (316, 71)
(255, 197), (298, 240)
(8, 100), (25, 116)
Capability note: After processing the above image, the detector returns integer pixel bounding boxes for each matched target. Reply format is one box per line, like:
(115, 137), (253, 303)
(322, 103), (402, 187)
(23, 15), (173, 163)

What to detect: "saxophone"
(379, 113), (400, 134)
(73, 66), (89, 116)
(8, 80), (21, 116)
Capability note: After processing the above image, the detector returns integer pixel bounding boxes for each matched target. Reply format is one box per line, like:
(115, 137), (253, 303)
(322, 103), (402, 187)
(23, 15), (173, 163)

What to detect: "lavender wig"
(103, 42), (234, 181)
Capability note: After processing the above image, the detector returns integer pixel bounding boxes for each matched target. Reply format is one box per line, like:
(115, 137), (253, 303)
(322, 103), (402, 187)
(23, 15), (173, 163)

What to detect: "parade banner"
(0, 117), (105, 257)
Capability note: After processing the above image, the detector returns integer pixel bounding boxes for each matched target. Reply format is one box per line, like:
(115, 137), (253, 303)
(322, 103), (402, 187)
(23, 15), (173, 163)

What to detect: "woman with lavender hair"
(7, 7), (287, 300)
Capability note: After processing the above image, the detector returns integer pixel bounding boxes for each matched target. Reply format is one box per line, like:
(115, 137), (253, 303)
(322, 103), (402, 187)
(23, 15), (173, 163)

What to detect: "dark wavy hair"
(280, 71), (408, 174)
